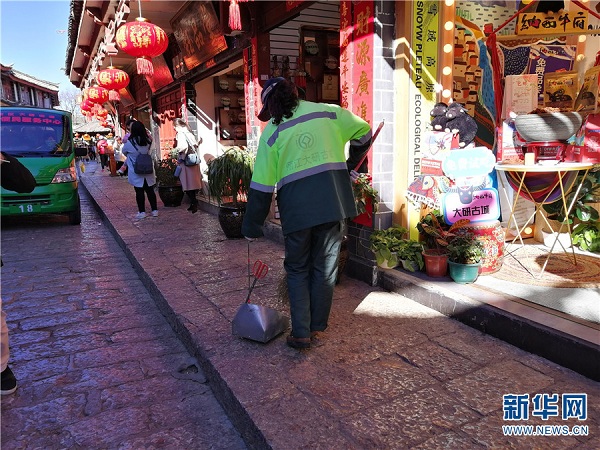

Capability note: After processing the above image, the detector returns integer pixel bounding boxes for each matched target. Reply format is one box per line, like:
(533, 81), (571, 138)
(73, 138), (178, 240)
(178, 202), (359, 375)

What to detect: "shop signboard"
(171, 1), (227, 71)
(516, 9), (588, 35)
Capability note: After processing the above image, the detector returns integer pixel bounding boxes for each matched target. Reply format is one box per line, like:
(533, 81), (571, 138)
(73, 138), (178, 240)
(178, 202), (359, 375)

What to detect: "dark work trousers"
(284, 220), (342, 339)
(99, 153), (109, 170)
(134, 179), (158, 213)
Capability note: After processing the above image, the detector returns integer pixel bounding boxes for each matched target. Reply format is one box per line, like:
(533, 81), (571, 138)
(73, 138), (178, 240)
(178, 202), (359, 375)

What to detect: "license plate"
(9, 204), (41, 214)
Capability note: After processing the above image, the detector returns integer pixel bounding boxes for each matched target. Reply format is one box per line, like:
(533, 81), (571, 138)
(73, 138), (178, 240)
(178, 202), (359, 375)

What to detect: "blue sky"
(1, 0), (72, 90)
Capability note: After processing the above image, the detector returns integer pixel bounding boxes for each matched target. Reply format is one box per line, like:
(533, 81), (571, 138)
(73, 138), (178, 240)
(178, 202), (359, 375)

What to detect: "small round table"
(495, 162), (596, 277)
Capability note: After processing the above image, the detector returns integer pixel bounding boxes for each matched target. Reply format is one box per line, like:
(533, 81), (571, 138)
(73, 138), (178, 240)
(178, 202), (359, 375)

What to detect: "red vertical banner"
(351, 0), (374, 172)
(339, 0), (353, 111)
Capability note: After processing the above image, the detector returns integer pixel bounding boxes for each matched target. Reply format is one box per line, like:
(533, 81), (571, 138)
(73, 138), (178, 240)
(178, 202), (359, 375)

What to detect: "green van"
(1, 107), (81, 225)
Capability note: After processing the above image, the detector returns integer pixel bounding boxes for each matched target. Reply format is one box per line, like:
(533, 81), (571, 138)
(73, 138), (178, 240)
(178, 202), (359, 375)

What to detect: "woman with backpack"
(122, 121), (158, 220)
(173, 118), (203, 214)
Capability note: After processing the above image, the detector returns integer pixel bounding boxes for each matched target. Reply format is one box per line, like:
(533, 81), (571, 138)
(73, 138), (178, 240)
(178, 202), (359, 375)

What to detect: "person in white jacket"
(122, 121), (158, 220)
(173, 118), (203, 214)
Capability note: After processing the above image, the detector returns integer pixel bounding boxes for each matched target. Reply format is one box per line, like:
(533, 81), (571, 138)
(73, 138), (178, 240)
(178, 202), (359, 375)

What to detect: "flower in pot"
(446, 233), (484, 284)
(206, 146), (255, 238)
(369, 225), (407, 269)
(154, 152), (180, 187)
(154, 153), (184, 207)
(352, 172), (379, 225)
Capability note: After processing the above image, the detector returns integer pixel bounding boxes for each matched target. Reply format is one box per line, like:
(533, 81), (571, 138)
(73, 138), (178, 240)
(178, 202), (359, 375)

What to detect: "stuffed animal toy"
(445, 102), (477, 147)
(430, 102), (449, 131)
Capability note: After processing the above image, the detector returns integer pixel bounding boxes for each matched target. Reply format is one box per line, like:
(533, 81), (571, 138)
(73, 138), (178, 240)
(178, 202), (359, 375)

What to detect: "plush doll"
(430, 102), (449, 131)
(445, 102), (478, 147)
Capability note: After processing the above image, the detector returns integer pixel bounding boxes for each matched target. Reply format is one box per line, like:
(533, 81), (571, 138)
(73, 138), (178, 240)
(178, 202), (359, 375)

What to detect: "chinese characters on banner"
(339, 0), (374, 172)
(441, 147), (500, 224)
(516, 9), (588, 35)
(410, 1), (439, 182)
(339, 1), (353, 111)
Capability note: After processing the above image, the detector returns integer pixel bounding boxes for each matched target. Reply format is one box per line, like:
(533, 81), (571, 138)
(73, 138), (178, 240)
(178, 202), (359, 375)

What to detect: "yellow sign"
(516, 10), (588, 35)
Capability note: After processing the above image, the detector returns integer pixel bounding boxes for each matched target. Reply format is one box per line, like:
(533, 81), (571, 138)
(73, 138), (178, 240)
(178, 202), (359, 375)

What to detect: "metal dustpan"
(232, 303), (288, 343)
(232, 259), (288, 343)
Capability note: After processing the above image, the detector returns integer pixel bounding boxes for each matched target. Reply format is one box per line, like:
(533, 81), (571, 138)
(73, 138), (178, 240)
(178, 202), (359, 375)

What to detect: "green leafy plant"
(446, 233), (484, 264)
(154, 154), (180, 187)
(352, 173), (379, 216)
(396, 239), (425, 271)
(418, 212), (471, 252)
(206, 146), (255, 206)
(542, 169), (600, 225)
(571, 222), (600, 252)
(542, 169), (600, 252)
(369, 225), (408, 268)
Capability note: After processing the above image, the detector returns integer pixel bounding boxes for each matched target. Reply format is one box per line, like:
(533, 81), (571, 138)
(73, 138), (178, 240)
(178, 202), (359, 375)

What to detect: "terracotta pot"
(422, 249), (448, 277)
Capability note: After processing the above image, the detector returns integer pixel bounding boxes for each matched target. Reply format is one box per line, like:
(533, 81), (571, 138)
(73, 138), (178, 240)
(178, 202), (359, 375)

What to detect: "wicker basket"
(514, 112), (583, 142)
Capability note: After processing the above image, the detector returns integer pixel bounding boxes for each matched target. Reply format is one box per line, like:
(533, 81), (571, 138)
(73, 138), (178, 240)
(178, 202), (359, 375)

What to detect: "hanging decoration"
(97, 67), (130, 101)
(116, 17), (168, 76)
(86, 86), (109, 105)
(229, 0), (249, 31)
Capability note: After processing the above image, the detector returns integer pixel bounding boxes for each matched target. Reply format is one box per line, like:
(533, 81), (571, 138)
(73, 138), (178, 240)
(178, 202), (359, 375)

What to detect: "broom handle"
(354, 120), (385, 172)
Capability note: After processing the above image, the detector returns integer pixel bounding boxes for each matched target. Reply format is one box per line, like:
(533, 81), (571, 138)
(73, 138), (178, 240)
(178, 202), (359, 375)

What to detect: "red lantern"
(116, 18), (168, 76)
(96, 109), (109, 120)
(80, 99), (93, 113)
(87, 86), (109, 105)
(97, 67), (130, 101)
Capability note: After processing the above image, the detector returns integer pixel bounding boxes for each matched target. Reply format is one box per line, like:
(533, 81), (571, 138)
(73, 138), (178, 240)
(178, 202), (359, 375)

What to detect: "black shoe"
(1, 366), (17, 395)
(286, 335), (311, 349)
(190, 204), (198, 214)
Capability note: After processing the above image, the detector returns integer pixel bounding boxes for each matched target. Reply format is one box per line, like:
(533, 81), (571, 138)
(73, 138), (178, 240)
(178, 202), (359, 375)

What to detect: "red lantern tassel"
(136, 57), (154, 76)
(109, 90), (120, 101)
(229, 0), (242, 31)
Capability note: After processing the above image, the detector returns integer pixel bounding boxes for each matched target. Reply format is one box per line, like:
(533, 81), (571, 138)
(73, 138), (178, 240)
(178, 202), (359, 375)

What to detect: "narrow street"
(0, 186), (247, 449)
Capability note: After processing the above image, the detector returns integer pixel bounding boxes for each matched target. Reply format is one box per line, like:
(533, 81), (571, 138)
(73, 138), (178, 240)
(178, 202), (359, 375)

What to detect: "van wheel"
(68, 196), (82, 225)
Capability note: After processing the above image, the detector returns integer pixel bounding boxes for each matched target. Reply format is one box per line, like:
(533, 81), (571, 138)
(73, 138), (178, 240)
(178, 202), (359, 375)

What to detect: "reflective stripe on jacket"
(242, 100), (371, 237)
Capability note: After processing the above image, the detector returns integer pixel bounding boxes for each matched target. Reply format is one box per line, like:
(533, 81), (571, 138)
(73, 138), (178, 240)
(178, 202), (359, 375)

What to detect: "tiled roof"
(1, 64), (60, 92)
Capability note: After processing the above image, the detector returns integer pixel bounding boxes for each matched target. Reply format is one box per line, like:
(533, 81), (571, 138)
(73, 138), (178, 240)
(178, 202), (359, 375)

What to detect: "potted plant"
(446, 233), (484, 283)
(352, 172), (379, 226)
(542, 169), (600, 251)
(154, 152), (184, 207)
(206, 146), (255, 238)
(571, 221), (600, 253)
(418, 212), (470, 277)
(396, 239), (424, 272)
(369, 225), (407, 269)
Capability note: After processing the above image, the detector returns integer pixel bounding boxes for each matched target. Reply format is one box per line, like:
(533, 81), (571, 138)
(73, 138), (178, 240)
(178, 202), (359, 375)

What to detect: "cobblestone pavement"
(2, 161), (599, 449)
(0, 182), (247, 449)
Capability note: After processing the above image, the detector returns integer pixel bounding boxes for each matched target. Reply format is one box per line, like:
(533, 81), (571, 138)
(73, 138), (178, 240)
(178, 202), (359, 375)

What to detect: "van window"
(0, 109), (72, 157)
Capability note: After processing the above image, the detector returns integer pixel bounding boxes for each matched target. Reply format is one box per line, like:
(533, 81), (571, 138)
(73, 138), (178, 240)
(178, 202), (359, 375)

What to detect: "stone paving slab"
(0, 179), (247, 450)
(78, 165), (599, 449)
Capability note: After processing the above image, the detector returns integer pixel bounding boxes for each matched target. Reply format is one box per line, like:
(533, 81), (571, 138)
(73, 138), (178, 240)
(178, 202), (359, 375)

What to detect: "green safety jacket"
(242, 100), (372, 237)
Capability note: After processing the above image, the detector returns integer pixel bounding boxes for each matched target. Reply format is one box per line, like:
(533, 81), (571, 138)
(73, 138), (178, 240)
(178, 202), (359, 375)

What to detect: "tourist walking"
(121, 121), (158, 220)
(173, 118), (203, 214)
(96, 134), (109, 171)
(241, 77), (372, 349)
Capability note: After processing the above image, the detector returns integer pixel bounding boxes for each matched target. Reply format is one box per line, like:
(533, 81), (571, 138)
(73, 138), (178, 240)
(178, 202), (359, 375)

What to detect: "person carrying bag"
(121, 121), (158, 220)
(174, 118), (203, 213)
